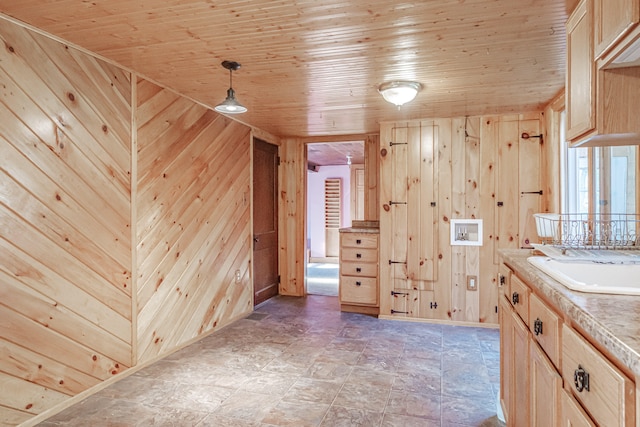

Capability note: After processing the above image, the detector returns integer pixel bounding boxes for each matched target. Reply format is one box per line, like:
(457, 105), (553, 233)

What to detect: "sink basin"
(527, 256), (640, 295)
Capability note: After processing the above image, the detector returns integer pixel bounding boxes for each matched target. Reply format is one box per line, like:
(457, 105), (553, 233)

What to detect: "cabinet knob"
(356, 267), (362, 273)
(356, 239), (362, 244)
(355, 281), (362, 286)
(512, 292), (519, 305)
(533, 318), (543, 336)
(356, 253), (362, 259)
(574, 365), (590, 393)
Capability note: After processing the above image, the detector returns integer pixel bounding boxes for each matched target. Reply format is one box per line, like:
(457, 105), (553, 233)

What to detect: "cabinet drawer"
(341, 233), (378, 249)
(529, 293), (561, 369)
(339, 275), (377, 305)
(509, 274), (530, 325)
(561, 325), (635, 427)
(340, 262), (378, 277)
(341, 247), (377, 263)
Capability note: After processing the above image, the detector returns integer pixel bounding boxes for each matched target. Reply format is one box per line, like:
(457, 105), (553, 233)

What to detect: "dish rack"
(534, 213), (640, 250)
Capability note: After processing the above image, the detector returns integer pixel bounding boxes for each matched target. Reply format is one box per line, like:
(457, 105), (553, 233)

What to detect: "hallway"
(39, 295), (503, 426)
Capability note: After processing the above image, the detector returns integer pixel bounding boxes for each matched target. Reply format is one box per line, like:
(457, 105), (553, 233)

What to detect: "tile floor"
(39, 295), (504, 427)
(306, 263), (339, 296)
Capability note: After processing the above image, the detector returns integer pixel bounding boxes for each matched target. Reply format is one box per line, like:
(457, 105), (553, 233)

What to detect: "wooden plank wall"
(278, 138), (306, 297)
(0, 22), (132, 425)
(135, 78), (253, 364)
(380, 114), (542, 325)
(0, 18), (254, 425)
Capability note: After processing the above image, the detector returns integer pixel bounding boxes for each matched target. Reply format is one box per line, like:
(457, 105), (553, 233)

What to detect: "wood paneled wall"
(0, 18), (253, 425)
(135, 79), (253, 363)
(379, 114), (542, 325)
(0, 22), (132, 426)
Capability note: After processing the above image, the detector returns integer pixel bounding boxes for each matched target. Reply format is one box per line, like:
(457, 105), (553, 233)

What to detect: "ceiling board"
(0, 0), (569, 137)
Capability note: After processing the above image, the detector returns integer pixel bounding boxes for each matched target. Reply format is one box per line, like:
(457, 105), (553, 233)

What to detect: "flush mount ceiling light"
(214, 60), (247, 114)
(378, 81), (423, 107)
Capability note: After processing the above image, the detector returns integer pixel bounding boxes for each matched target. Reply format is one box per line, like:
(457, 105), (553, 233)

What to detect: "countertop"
(501, 249), (640, 379)
(339, 227), (379, 234)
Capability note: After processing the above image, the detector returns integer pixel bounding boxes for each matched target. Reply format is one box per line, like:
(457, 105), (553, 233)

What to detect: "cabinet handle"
(355, 281), (362, 286)
(574, 365), (590, 393)
(356, 239), (362, 244)
(356, 267), (362, 273)
(533, 318), (543, 336)
(499, 274), (505, 286)
(512, 292), (519, 305)
(356, 253), (362, 259)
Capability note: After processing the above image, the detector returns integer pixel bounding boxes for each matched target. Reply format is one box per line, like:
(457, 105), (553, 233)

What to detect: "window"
(561, 112), (637, 216)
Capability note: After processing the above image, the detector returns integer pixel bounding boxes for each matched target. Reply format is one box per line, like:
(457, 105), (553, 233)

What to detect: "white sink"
(527, 256), (640, 295)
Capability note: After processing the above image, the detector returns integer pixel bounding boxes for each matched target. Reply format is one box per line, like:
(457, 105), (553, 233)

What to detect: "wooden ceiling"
(308, 141), (365, 167)
(0, 1), (575, 138)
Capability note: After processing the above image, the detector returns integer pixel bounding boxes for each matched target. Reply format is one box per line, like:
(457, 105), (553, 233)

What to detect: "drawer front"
(341, 233), (378, 249)
(339, 275), (378, 305)
(510, 274), (530, 325)
(529, 293), (561, 369)
(341, 247), (377, 263)
(561, 325), (635, 427)
(340, 262), (378, 277)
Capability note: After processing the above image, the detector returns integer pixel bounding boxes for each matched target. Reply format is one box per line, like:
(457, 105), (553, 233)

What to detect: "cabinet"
(566, 0), (595, 142)
(500, 261), (637, 426)
(562, 325), (635, 426)
(566, 0), (640, 146)
(339, 230), (379, 314)
(594, 0), (640, 59)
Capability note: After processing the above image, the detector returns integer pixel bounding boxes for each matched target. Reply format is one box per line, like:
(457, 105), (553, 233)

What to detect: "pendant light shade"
(215, 60), (247, 114)
(378, 81), (423, 107)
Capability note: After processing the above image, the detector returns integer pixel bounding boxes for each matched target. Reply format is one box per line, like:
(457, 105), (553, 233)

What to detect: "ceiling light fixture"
(214, 60), (247, 114)
(378, 81), (423, 108)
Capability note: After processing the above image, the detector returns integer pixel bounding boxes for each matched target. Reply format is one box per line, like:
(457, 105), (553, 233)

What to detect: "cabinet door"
(566, 0), (596, 141)
(561, 389), (597, 426)
(511, 308), (531, 427)
(594, 0), (640, 58)
(530, 341), (561, 427)
(499, 297), (513, 424)
(500, 296), (530, 427)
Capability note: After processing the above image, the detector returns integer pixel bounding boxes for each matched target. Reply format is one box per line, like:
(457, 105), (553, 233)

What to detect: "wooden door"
(499, 297), (513, 424)
(253, 138), (279, 306)
(566, 0), (595, 141)
(530, 341), (562, 426)
(511, 308), (531, 427)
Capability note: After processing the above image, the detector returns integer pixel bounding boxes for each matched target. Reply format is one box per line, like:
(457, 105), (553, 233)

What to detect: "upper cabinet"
(593, 0), (640, 58)
(566, 0), (595, 141)
(566, 0), (640, 146)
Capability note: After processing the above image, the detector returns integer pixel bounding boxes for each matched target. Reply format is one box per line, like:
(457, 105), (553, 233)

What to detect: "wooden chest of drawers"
(339, 230), (379, 314)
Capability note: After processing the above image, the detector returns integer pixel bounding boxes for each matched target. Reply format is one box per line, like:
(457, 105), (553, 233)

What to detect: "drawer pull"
(574, 365), (590, 393)
(356, 253), (362, 259)
(356, 239), (362, 244)
(355, 281), (362, 286)
(533, 318), (543, 336)
(512, 292), (519, 305)
(499, 274), (505, 286)
(356, 267), (362, 273)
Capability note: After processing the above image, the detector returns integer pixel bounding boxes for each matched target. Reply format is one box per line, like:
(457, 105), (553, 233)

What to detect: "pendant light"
(214, 60), (247, 114)
(378, 81), (423, 108)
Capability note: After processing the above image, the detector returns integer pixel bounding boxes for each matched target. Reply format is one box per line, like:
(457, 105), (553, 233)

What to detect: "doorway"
(253, 138), (279, 306)
(305, 141), (365, 296)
